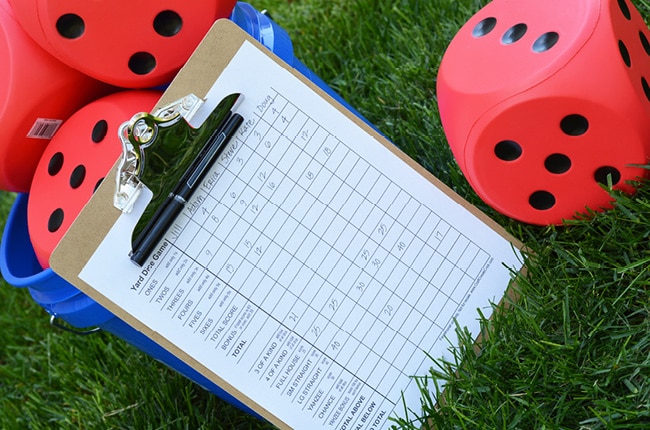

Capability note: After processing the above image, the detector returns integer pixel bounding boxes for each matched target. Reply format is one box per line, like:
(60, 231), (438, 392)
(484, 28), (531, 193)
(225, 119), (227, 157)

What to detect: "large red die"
(437, 0), (650, 225)
(0, 0), (111, 192)
(27, 90), (162, 268)
(8, 0), (237, 88)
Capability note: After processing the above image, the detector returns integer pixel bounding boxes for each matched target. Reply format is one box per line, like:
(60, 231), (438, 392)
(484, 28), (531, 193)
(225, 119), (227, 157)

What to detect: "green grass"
(396, 186), (650, 429)
(2, 0), (650, 428)
(0, 200), (273, 430)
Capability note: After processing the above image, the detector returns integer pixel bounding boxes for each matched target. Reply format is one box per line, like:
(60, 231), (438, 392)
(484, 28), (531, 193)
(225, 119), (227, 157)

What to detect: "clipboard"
(51, 19), (524, 430)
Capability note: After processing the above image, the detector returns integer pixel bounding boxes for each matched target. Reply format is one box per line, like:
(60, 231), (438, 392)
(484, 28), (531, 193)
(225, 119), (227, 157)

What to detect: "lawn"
(1, 0), (650, 428)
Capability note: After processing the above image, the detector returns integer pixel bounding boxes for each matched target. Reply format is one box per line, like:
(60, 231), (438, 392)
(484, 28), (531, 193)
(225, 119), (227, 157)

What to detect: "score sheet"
(76, 40), (522, 429)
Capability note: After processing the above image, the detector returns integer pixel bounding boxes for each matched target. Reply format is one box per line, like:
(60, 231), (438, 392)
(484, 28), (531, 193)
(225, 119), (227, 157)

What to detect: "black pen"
(130, 112), (244, 266)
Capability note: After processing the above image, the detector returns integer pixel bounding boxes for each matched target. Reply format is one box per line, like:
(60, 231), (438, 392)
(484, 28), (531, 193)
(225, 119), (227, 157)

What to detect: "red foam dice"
(0, 0), (112, 192)
(437, 0), (650, 225)
(27, 90), (162, 268)
(8, 0), (237, 88)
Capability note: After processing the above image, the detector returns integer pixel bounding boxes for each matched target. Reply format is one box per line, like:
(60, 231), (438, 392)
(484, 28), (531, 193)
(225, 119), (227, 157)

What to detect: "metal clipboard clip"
(114, 92), (244, 266)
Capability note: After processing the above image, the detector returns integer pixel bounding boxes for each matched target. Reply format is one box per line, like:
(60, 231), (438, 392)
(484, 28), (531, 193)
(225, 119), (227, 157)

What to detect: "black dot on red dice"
(494, 140), (522, 161)
(502, 23), (527, 44)
(154, 10), (183, 37)
(472, 17), (497, 37)
(545, 154), (571, 174)
(560, 114), (589, 136)
(594, 166), (621, 185)
(529, 191), (555, 210)
(48, 152), (64, 176)
(48, 208), (64, 233)
(129, 52), (156, 75)
(91, 120), (108, 143)
(618, 0), (631, 20)
(56, 14), (85, 39)
(70, 165), (86, 189)
(532, 32), (559, 52)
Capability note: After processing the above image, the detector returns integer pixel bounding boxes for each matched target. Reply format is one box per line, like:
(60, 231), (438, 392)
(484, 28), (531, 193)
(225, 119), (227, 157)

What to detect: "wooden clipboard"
(51, 19), (524, 430)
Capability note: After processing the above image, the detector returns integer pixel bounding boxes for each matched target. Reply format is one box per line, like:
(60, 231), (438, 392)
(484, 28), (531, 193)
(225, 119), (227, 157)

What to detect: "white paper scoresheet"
(79, 41), (522, 429)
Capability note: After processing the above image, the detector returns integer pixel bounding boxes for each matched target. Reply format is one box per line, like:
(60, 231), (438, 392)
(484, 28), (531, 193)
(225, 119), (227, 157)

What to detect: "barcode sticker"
(27, 118), (63, 139)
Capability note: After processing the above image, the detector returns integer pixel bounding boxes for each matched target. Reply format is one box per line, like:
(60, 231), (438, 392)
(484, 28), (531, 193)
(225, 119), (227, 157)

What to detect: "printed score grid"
(136, 88), (494, 427)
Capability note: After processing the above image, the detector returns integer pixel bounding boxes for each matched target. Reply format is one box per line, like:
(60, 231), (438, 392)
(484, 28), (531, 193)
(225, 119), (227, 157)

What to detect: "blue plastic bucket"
(0, 194), (98, 309)
(0, 193), (256, 414)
